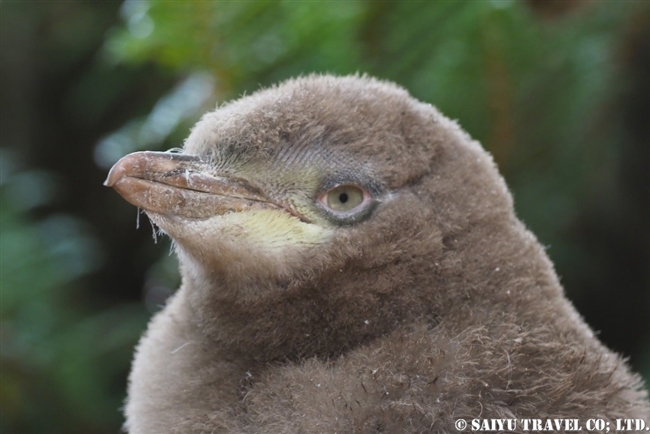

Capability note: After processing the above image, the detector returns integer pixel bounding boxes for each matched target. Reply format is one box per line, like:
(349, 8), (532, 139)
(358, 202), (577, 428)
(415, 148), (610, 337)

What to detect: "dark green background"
(2, 1), (649, 432)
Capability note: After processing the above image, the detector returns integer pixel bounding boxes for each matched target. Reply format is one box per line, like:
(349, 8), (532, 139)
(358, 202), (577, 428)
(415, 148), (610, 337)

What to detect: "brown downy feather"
(113, 75), (649, 433)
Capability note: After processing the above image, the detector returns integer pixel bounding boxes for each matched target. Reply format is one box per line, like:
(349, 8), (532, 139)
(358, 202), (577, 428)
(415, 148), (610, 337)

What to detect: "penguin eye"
(320, 185), (367, 213)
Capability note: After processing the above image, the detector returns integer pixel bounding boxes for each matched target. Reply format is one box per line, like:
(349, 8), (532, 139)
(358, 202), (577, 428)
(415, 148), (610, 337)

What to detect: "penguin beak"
(105, 151), (282, 220)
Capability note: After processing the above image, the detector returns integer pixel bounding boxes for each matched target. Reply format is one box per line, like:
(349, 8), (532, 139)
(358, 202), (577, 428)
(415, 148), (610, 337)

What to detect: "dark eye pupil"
(339, 193), (349, 203)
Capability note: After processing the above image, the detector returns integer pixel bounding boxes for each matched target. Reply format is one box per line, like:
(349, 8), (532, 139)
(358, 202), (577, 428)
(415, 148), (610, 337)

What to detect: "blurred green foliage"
(1, 151), (149, 432)
(2, 1), (649, 433)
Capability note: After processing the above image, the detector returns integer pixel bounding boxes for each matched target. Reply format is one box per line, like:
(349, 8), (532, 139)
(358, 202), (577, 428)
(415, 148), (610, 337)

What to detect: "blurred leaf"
(1, 170), (148, 433)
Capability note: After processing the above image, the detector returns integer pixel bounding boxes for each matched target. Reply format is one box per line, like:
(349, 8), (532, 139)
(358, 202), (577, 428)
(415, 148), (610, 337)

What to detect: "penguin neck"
(174, 252), (435, 363)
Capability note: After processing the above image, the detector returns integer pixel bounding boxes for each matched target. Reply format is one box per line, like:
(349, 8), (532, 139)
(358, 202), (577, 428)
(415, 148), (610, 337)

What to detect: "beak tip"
(103, 170), (114, 187)
(105, 152), (139, 188)
(104, 165), (123, 188)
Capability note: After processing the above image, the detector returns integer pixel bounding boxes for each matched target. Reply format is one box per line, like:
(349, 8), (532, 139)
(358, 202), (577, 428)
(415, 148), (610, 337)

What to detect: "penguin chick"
(107, 74), (650, 434)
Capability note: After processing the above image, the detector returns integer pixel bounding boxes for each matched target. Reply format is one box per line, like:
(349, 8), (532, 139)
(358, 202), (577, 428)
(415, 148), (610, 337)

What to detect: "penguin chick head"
(106, 74), (511, 303)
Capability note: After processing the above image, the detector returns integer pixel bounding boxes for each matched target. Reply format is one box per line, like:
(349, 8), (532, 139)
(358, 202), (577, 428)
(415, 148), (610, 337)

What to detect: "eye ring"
(318, 184), (371, 214)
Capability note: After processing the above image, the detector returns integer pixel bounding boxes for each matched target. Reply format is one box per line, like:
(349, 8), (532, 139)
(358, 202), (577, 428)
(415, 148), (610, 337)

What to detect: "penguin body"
(107, 75), (650, 433)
